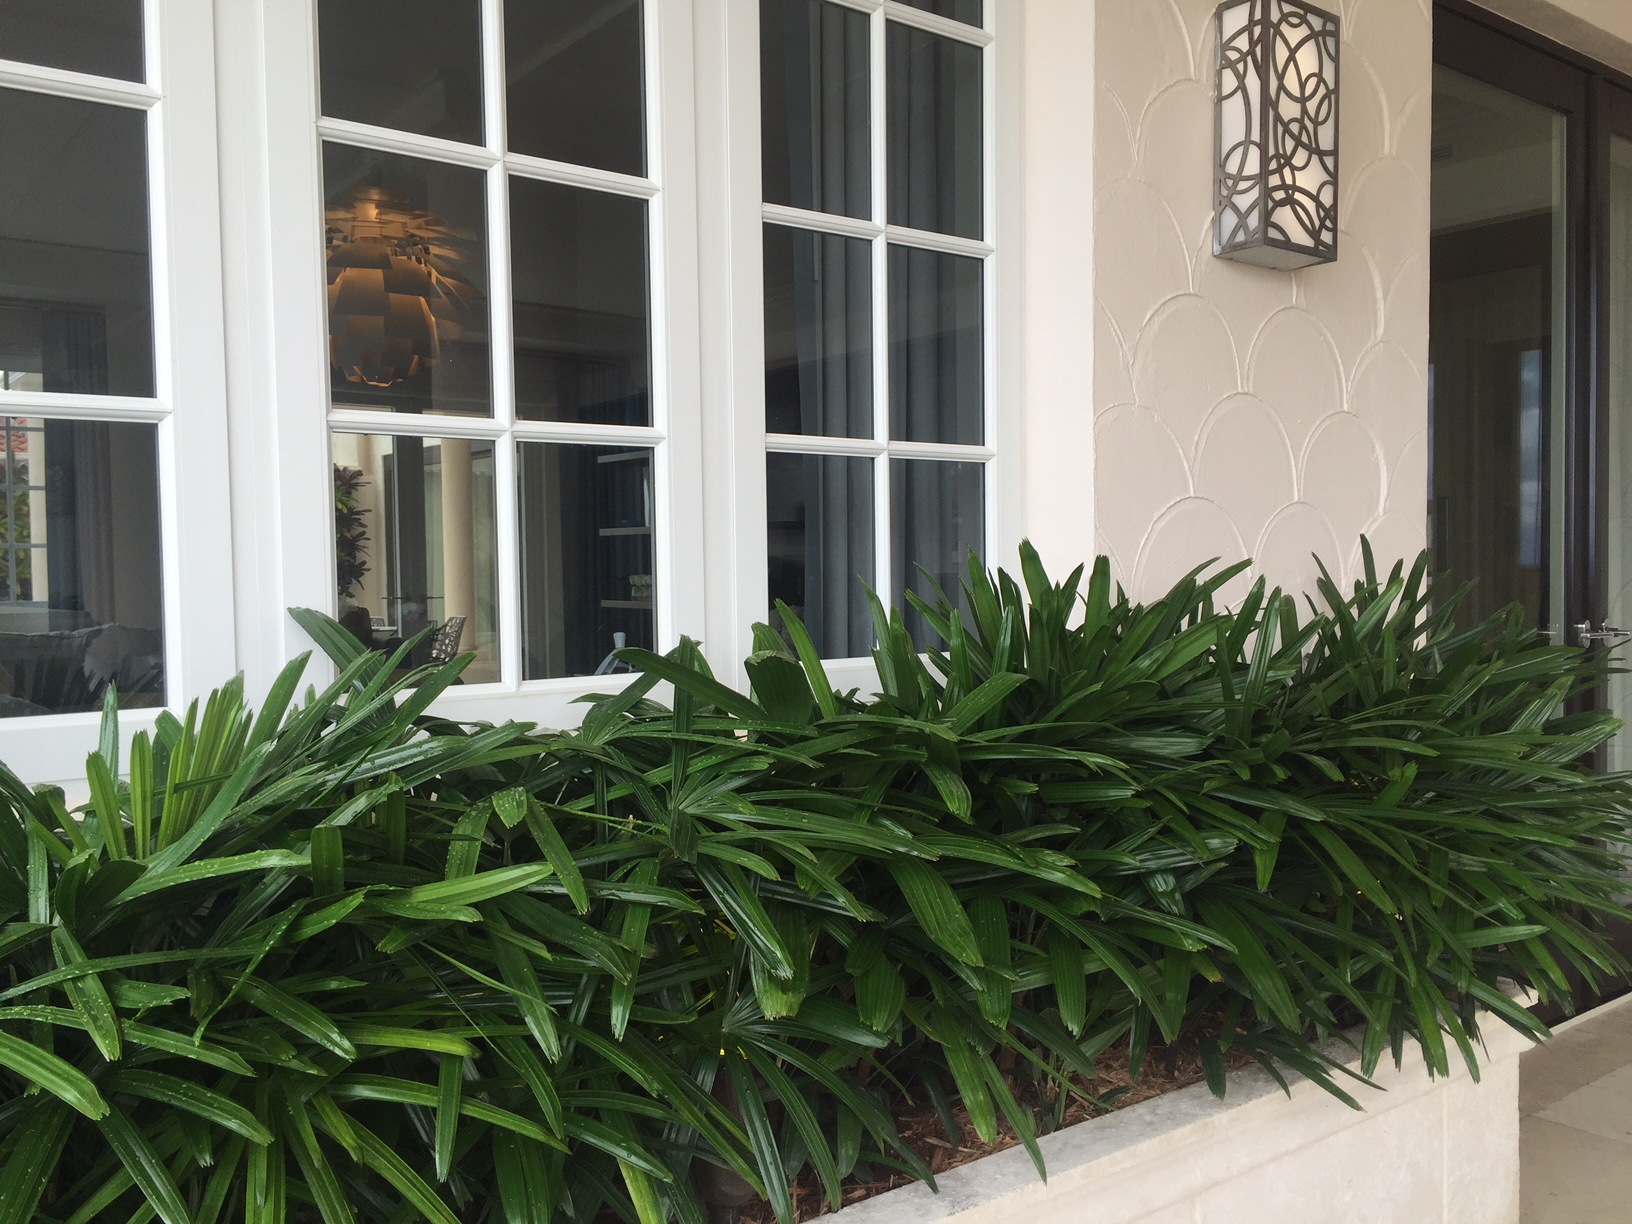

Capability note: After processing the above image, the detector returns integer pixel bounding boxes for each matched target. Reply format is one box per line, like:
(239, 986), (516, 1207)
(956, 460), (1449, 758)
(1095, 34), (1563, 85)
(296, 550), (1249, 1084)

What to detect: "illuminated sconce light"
(1214, 0), (1340, 269)
(325, 186), (479, 387)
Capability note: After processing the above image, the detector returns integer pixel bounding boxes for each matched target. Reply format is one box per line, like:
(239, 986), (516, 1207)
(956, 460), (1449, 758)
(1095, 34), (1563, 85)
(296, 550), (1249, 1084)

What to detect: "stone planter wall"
(828, 1020), (1530, 1224)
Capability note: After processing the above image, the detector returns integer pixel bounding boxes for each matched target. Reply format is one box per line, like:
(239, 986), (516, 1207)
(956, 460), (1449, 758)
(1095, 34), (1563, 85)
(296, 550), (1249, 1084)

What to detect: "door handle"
(1574, 622), (1632, 647)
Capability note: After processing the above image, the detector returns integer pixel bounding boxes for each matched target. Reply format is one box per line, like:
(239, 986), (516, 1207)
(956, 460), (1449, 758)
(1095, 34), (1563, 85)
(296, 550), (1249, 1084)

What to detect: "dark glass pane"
(0, 417), (164, 717)
(511, 177), (650, 425)
(0, 91), (152, 398)
(887, 23), (982, 239)
(767, 452), (872, 658)
(519, 443), (655, 679)
(891, 458), (982, 648)
(760, 0), (870, 218)
(0, 0), (143, 82)
(1428, 67), (1565, 633)
(506, 0), (645, 175)
(897, 0), (981, 27)
(889, 245), (981, 444)
(323, 143), (491, 417)
(318, 0), (484, 145)
(332, 432), (499, 682)
(764, 225), (872, 437)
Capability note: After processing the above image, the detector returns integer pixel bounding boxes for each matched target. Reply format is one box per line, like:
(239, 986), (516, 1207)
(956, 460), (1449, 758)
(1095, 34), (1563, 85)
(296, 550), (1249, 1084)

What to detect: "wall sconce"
(325, 186), (478, 388)
(1214, 0), (1340, 269)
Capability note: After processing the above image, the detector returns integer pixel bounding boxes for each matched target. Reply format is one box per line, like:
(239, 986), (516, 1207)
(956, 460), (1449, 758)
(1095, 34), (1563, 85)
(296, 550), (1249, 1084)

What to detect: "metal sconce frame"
(1214, 0), (1341, 269)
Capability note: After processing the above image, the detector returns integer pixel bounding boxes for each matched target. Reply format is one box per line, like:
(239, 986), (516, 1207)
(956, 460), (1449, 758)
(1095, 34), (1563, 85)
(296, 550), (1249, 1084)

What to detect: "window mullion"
(870, 3), (892, 624)
(482, 0), (520, 688)
(980, 6), (997, 570)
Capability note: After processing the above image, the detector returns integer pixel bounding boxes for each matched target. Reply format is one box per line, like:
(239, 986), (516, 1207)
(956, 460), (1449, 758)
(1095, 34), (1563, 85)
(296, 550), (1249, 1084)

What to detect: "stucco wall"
(1093, 0), (1433, 601)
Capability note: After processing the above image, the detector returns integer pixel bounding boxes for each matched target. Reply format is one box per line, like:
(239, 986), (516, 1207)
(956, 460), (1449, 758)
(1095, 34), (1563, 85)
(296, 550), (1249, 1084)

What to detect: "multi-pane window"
(0, 10), (169, 716)
(761, 0), (992, 656)
(317, 0), (661, 683)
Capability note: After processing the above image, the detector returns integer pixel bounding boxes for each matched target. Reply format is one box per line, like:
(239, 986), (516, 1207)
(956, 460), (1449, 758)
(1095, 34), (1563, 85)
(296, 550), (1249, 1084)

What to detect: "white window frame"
(0, 0), (235, 789)
(230, 0), (707, 730)
(220, 0), (1020, 727)
(704, 0), (1021, 692)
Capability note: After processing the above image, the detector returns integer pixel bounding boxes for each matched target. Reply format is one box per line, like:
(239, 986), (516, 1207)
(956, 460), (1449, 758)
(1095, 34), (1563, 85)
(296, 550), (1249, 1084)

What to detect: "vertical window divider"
(979, 1), (998, 574)
(870, 2), (893, 627)
(143, 4), (185, 699)
(482, 0), (521, 691)
(643, 0), (678, 656)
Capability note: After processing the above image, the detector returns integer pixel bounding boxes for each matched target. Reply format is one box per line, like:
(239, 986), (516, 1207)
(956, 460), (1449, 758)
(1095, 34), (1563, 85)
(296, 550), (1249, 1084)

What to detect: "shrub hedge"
(0, 545), (1627, 1224)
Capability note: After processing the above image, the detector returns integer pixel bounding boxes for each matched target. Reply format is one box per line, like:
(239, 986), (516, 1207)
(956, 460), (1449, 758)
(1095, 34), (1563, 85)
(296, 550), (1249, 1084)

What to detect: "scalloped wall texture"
(1094, 0), (1432, 602)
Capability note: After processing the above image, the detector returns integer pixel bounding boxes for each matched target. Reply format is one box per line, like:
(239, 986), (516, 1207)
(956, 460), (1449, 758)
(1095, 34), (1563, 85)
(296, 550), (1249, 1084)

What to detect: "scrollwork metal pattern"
(1215, 0), (1340, 269)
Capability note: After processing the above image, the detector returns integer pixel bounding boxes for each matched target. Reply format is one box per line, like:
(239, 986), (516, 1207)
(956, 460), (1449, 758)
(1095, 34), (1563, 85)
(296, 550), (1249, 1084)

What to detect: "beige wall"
(1018, 1), (1097, 579)
(1092, 0), (1433, 601)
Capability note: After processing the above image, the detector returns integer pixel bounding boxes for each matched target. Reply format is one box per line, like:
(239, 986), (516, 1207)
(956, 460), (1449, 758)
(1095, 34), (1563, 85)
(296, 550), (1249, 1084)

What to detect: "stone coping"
(826, 1010), (1536, 1224)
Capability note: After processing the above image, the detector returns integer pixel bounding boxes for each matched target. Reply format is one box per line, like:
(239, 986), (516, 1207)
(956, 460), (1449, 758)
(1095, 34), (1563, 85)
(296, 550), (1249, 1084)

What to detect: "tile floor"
(1521, 993), (1632, 1223)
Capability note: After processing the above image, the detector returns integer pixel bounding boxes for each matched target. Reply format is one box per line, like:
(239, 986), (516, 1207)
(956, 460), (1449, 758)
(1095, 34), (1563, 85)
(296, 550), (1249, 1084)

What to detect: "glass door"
(1594, 89), (1632, 896)
(1434, 7), (1632, 999)
(1428, 60), (1573, 638)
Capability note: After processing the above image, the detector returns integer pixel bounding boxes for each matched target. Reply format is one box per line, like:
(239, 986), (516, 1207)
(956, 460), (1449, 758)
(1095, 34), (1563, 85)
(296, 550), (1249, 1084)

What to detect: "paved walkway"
(1521, 992), (1632, 1222)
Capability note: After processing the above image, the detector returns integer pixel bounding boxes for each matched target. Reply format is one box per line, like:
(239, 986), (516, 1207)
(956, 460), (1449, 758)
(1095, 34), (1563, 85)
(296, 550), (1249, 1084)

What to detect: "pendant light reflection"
(1214, 0), (1340, 270)
(325, 185), (479, 388)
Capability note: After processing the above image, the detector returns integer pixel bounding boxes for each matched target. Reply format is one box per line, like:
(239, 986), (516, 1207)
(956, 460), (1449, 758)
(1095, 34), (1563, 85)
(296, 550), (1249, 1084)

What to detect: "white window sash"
(227, 0), (709, 731)
(0, 0), (236, 790)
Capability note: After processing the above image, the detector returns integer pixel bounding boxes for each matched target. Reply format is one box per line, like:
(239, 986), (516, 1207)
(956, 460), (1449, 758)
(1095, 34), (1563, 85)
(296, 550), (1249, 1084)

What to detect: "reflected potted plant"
(334, 464), (372, 645)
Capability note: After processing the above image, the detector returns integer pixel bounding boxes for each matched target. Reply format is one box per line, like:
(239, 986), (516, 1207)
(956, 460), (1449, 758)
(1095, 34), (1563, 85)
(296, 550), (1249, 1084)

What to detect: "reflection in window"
(760, 0), (871, 219)
(892, 458), (982, 648)
(0, 90), (153, 398)
(318, 0), (484, 146)
(0, 417), (163, 717)
(323, 144), (491, 416)
(764, 225), (872, 437)
(511, 177), (650, 425)
(897, 0), (982, 27)
(332, 432), (499, 683)
(505, 0), (645, 176)
(0, 0), (144, 82)
(519, 443), (655, 679)
(889, 245), (983, 444)
(767, 453), (873, 657)
(887, 23), (982, 240)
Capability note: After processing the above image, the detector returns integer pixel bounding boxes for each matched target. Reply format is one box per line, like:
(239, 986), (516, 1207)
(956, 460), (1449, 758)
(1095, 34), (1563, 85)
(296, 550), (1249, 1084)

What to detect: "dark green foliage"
(0, 544), (1626, 1222)
(333, 465), (370, 601)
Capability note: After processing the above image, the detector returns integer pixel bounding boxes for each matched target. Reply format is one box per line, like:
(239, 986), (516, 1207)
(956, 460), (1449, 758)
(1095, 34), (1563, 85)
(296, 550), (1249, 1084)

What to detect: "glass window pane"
(505, 0), (645, 176)
(511, 178), (650, 425)
(332, 432), (499, 683)
(897, 0), (982, 27)
(318, 0), (484, 145)
(0, 1), (143, 82)
(519, 443), (655, 679)
(892, 458), (982, 648)
(887, 23), (982, 239)
(0, 417), (164, 717)
(324, 144), (491, 417)
(1428, 67), (1567, 634)
(764, 225), (872, 438)
(768, 453), (873, 659)
(0, 90), (152, 398)
(760, 0), (870, 219)
(889, 245), (982, 444)
(1605, 134), (1632, 773)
